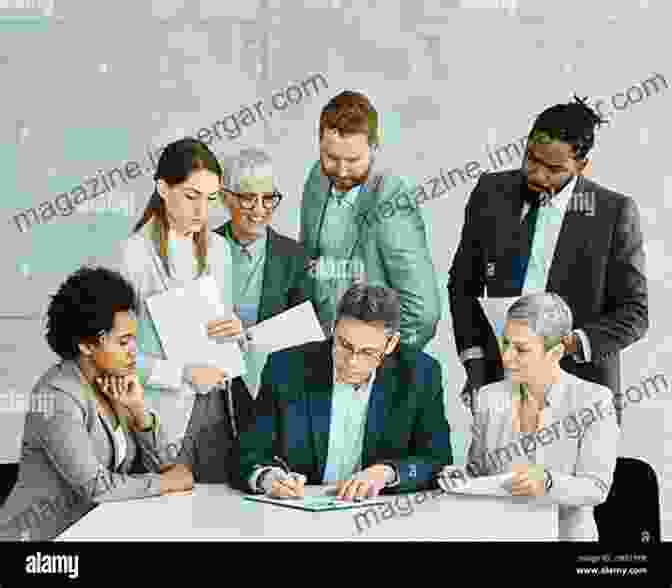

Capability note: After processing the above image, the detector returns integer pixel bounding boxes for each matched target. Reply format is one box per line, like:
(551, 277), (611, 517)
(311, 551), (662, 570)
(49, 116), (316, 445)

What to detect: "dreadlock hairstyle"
(528, 94), (609, 160)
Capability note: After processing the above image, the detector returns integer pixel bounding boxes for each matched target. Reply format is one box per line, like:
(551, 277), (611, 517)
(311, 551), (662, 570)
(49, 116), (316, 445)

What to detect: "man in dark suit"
(233, 284), (453, 500)
(179, 148), (315, 483)
(448, 95), (648, 425)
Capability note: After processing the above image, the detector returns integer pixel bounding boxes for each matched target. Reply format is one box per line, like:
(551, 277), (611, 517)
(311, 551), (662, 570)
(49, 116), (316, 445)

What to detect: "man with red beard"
(300, 91), (440, 351)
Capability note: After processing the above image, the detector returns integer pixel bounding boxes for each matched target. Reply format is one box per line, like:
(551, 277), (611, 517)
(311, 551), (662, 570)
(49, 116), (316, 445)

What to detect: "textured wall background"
(1, 0), (670, 538)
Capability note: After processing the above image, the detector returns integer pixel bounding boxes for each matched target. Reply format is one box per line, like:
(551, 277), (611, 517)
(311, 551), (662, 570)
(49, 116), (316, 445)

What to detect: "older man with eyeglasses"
(232, 284), (453, 501)
(216, 148), (315, 333)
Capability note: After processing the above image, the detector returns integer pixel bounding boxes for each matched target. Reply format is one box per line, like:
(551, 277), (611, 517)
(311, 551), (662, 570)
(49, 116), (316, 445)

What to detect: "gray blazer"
(468, 369), (619, 541)
(0, 361), (173, 541)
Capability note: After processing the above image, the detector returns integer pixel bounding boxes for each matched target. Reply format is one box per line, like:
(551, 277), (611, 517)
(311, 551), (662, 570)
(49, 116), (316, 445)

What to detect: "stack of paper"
(145, 275), (246, 378)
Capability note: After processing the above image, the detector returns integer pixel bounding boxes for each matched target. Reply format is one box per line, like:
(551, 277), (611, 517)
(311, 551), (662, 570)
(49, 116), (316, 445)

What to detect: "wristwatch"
(543, 468), (553, 492)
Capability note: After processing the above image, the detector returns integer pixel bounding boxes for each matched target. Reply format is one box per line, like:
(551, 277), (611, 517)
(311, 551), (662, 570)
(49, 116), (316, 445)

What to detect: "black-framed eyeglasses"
(225, 190), (283, 211)
(333, 334), (391, 364)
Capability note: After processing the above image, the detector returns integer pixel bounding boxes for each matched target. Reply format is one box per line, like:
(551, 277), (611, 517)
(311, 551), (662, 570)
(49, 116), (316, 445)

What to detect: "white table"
(57, 484), (558, 541)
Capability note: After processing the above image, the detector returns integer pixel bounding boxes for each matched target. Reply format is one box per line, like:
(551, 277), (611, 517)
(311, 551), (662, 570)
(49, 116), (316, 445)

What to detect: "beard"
(320, 157), (371, 192)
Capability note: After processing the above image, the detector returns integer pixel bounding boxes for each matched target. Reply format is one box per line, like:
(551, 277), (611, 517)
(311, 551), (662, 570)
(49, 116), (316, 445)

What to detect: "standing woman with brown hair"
(114, 137), (255, 481)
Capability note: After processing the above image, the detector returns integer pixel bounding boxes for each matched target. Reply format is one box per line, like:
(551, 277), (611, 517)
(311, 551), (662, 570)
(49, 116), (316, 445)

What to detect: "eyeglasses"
(333, 334), (390, 363)
(226, 191), (283, 211)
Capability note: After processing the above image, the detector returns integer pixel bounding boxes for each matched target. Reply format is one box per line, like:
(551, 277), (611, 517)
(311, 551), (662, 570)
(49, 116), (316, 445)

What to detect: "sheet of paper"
(246, 301), (325, 353)
(445, 473), (515, 497)
(244, 494), (388, 511)
(145, 275), (245, 378)
(478, 297), (519, 337)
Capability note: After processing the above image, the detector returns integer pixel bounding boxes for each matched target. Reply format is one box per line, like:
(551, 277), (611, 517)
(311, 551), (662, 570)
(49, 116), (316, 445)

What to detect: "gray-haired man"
(232, 284), (453, 501)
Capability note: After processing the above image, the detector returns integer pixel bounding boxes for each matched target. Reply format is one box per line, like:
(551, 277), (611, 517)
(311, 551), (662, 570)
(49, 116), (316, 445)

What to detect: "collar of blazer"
(41, 360), (99, 432)
(309, 156), (386, 257)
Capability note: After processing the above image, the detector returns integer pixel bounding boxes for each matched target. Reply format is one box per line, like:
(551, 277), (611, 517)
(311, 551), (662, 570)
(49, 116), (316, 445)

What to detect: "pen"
(272, 456), (307, 485)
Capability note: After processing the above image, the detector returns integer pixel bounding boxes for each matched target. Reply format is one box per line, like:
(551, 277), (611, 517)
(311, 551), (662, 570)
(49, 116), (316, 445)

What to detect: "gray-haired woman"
(443, 292), (619, 541)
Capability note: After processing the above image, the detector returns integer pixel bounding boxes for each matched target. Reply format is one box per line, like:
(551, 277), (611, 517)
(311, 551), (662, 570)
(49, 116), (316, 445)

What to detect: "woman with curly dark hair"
(0, 266), (192, 541)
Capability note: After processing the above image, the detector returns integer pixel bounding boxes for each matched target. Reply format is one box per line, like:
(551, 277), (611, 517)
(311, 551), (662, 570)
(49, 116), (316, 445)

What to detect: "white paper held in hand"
(145, 275), (246, 378)
(246, 301), (325, 353)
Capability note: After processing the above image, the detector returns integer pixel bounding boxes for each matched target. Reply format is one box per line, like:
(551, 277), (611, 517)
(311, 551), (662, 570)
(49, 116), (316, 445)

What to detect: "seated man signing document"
(233, 284), (453, 500)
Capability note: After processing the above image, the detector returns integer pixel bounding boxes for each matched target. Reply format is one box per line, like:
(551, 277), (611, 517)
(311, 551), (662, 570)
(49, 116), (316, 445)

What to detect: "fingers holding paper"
(207, 314), (244, 339)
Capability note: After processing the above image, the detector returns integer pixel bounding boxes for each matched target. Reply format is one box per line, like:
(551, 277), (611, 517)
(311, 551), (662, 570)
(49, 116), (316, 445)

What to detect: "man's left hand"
(336, 465), (388, 501)
(508, 464), (546, 497)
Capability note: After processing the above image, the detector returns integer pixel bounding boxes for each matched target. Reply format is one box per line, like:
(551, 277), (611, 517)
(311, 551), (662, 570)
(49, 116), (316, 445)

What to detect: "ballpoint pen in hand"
(272, 456), (307, 487)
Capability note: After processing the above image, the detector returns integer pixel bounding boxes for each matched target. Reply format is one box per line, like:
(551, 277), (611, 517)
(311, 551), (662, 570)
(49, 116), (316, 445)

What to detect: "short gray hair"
(335, 284), (400, 336)
(221, 148), (276, 192)
(506, 292), (573, 347)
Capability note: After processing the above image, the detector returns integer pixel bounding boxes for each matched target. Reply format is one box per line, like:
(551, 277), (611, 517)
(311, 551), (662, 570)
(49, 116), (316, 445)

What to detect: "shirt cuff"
(572, 329), (591, 363)
(248, 466), (281, 493)
(459, 346), (485, 364)
(382, 464), (400, 488)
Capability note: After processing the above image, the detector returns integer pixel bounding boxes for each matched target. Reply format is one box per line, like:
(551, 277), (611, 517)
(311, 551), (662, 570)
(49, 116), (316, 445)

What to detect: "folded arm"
(32, 387), (166, 503)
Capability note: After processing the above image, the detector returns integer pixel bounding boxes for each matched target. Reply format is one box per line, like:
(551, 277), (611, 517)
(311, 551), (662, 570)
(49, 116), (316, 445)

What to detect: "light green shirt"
(322, 366), (376, 484)
(317, 185), (365, 332)
(222, 224), (268, 328)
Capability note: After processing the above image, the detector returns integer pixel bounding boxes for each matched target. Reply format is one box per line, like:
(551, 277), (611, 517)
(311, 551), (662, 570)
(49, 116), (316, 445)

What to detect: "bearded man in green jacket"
(300, 90), (440, 351)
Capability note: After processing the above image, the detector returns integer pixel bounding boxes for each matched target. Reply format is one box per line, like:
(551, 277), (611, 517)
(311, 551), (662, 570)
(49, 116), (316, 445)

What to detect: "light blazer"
(301, 158), (441, 351)
(0, 361), (172, 541)
(448, 170), (648, 418)
(213, 221), (316, 322)
(111, 222), (251, 465)
(468, 369), (619, 541)
(233, 339), (453, 494)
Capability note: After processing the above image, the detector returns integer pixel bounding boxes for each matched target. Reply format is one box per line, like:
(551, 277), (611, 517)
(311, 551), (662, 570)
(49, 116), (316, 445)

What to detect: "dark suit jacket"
(185, 223), (315, 483)
(213, 221), (315, 322)
(233, 340), (453, 493)
(448, 170), (648, 419)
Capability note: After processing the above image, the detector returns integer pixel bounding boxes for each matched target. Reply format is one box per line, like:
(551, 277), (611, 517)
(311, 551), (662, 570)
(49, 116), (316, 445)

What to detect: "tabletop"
(57, 484), (558, 541)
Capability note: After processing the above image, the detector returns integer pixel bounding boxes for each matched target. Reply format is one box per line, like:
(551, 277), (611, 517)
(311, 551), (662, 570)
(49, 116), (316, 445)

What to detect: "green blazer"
(300, 158), (441, 350)
(234, 340), (453, 494)
(214, 221), (316, 323)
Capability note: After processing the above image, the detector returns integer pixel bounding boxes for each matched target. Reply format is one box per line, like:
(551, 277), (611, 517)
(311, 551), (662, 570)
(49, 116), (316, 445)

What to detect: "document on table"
(445, 473), (515, 497)
(478, 297), (519, 338)
(244, 494), (388, 512)
(247, 301), (325, 353)
(145, 275), (246, 378)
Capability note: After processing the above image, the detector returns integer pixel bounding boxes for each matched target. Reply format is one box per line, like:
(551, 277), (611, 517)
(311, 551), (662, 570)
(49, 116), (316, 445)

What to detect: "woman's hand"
(206, 313), (243, 339)
(159, 464), (194, 495)
(96, 373), (145, 426)
(507, 464), (546, 497)
(187, 366), (229, 387)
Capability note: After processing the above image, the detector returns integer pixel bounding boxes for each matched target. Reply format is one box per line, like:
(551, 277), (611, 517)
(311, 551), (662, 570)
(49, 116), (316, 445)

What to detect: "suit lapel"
(345, 159), (383, 260)
(547, 175), (593, 293)
(303, 165), (332, 256)
(306, 342), (335, 479)
(258, 227), (285, 322)
(363, 355), (395, 462)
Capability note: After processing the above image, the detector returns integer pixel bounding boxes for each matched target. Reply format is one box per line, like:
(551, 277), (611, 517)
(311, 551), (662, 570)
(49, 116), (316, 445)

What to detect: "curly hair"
(529, 94), (609, 160)
(45, 266), (139, 360)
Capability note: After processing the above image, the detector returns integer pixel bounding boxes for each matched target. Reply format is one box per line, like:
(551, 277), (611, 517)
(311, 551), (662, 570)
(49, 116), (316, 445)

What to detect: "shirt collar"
(330, 183), (363, 207)
(541, 175), (577, 210)
(332, 363), (377, 393)
(223, 222), (268, 254)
